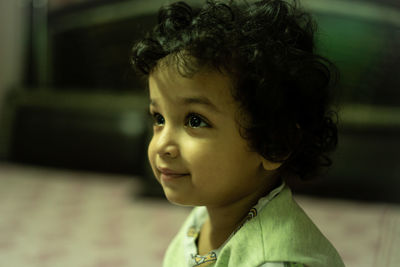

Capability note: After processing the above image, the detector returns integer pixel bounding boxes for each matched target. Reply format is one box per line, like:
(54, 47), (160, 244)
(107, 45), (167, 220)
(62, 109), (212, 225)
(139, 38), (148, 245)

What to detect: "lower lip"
(160, 173), (189, 182)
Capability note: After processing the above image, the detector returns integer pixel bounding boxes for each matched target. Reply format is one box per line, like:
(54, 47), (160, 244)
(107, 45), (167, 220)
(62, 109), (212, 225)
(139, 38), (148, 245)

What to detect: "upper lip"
(157, 167), (188, 175)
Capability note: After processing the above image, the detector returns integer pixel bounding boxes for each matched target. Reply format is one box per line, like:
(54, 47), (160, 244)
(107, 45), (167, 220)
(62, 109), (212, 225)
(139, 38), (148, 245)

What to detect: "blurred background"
(0, 0), (399, 266)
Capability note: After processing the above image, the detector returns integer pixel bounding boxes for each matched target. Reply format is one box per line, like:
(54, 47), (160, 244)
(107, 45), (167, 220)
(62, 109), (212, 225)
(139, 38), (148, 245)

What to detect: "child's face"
(148, 63), (275, 207)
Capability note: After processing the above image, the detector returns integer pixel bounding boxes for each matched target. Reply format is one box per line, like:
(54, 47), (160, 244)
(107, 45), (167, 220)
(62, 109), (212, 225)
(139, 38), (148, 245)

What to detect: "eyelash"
(148, 111), (211, 129)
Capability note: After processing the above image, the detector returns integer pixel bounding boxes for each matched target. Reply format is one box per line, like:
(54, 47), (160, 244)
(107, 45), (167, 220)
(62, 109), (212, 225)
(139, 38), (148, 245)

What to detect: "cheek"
(193, 140), (258, 177)
(187, 142), (229, 176)
(147, 138), (156, 169)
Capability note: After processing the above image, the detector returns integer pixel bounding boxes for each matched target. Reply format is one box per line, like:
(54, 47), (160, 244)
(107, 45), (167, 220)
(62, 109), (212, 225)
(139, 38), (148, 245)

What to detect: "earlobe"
(261, 157), (283, 171)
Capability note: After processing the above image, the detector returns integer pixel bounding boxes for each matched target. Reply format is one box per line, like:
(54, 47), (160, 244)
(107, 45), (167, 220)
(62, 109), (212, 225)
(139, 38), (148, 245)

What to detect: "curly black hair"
(131, 0), (338, 180)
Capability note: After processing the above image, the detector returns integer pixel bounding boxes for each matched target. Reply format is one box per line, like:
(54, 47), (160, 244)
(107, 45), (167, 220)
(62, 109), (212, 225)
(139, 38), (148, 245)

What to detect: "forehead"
(148, 64), (236, 111)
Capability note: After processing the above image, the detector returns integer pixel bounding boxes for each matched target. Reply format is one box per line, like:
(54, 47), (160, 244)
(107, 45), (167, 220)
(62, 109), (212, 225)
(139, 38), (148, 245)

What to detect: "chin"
(163, 190), (197, 207)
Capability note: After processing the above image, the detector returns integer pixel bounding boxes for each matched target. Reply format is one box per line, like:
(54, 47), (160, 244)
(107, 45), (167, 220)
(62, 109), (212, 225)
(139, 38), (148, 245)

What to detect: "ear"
(260, 158), (283, 171)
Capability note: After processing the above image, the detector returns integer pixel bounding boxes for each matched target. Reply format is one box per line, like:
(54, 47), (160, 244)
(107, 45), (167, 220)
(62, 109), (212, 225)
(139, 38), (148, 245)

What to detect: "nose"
(155, 126), (180, 159)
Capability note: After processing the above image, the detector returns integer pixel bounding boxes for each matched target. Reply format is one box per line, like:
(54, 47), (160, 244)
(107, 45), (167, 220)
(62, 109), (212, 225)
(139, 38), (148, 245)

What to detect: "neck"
(201, 177), (281, 250)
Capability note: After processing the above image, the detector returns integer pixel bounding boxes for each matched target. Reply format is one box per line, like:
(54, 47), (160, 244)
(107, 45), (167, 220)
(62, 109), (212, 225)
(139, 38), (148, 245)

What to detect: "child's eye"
(149, 111), (211, 129)
(151, 112), (165, 126)
(185, 113), (210, 128)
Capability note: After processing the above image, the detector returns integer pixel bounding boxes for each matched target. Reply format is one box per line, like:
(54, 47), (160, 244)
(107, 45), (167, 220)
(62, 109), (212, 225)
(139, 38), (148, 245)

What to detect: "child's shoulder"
(224, 186), (345, 266)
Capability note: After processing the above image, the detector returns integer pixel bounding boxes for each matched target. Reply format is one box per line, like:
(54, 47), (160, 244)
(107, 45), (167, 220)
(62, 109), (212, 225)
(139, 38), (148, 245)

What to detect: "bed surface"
(0, 163), (399, 267)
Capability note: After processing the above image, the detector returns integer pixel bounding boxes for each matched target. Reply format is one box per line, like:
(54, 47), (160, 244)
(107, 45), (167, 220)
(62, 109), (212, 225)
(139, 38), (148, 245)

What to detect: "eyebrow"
(150, 96), (221, 113)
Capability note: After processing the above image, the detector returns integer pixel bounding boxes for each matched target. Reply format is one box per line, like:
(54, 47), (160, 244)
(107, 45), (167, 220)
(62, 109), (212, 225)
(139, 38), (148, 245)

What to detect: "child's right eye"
(151, 113), (165, 126)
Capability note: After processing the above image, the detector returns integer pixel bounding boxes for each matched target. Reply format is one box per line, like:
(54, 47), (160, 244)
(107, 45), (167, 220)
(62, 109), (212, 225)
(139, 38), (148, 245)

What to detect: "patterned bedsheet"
(0, 163), (399, 267)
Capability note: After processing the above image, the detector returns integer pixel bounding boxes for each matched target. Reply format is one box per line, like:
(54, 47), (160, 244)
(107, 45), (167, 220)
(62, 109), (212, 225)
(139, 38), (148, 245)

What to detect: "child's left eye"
(185, 113), (210, 128)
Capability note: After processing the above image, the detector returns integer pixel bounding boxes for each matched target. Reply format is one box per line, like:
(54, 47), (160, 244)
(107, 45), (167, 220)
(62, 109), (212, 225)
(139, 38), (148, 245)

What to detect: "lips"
(157, 167), (188, 175)
(157, 167), (189, 180)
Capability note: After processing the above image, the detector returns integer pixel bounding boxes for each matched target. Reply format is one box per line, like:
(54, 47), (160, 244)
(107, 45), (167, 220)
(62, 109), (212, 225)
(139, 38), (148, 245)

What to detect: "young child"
(131, 0), (345, 266)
